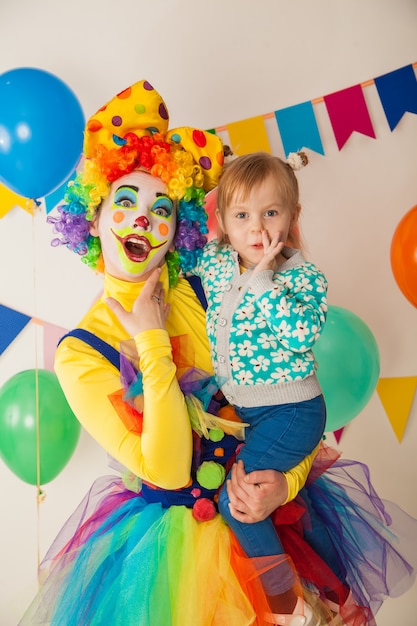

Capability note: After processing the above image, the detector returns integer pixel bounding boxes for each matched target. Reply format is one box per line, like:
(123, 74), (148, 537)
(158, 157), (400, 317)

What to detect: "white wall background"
(1, 1), (417, 624)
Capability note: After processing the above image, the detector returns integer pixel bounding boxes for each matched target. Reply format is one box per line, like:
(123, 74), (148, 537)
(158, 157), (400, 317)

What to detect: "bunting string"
(214, 61), (417, 135)
(0, 62), (416, 217)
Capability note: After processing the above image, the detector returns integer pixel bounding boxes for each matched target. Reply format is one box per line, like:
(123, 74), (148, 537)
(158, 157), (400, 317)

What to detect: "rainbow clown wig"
(48, 80), (224, 286)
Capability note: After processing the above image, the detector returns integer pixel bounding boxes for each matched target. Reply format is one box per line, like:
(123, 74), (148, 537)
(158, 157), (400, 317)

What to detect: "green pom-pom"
(196, 461), (226, 490)
(209, 428), (224, 442)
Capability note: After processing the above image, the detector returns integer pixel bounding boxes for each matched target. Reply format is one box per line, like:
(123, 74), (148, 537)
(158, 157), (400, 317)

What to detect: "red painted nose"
(134, 215), (150, 230)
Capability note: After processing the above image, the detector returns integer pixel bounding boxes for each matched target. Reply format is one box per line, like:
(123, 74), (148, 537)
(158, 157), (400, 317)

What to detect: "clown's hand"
(226, 460), (288, 523)
(106, 267), (169, 336)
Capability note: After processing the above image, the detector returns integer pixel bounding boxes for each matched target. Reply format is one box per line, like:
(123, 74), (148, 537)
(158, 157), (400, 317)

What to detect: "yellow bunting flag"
(226, 116), (271, 156)
(376, 376), (417, 442)
(0, 184), (25, 217)
(0, 183), (34, 218)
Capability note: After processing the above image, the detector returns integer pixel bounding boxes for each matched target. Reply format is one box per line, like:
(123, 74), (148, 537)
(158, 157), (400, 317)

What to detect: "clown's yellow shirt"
(55, 264), (315, 496)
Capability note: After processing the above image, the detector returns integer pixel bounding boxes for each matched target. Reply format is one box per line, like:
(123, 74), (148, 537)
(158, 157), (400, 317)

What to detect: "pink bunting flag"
(324, 84), (376, 150)
(333, 427), (345, 444)
(43, 321), (69, 371)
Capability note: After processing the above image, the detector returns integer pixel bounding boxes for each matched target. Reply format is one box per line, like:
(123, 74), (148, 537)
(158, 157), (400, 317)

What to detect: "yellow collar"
(102, 264), (171, 312)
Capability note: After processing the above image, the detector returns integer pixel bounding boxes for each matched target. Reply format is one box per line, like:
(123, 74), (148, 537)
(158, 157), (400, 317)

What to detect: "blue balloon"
(0, 67), (85, 199)
(314, 305), (380, 432)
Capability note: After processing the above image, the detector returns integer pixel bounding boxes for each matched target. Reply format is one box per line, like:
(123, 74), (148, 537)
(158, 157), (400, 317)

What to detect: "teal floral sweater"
(192, 241), (328, 409)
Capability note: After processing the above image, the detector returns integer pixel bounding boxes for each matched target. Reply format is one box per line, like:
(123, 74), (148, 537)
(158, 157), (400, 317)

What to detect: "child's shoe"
(264, 597), (319, 626)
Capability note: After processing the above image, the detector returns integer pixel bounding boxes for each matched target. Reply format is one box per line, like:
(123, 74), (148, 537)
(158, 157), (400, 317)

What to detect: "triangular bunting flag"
(0, 183), (31, 219)
(274, 101), (324, 156)
(324, 84), (376, 150)
(333, 427), (345, 444)
(43, 322), (69, 371)
(376, 376), (417, 442)
(226, 116), (271, 156)
(374, 64), (417, 131)
(0, 304), (31, 355)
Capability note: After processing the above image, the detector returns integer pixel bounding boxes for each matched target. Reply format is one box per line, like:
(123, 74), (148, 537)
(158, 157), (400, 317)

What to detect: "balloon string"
(31, 206), (45, 583)
(35, 367), (42, 573)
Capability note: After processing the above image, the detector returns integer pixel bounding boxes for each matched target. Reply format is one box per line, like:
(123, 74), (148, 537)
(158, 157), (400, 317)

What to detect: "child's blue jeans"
(218, 394), (329, 595)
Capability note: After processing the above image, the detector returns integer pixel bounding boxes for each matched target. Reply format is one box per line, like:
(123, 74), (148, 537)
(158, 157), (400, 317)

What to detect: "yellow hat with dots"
(84, 80), (223, 191)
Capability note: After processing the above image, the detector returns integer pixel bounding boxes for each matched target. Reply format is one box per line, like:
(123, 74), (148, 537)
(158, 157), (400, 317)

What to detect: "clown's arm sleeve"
(282, 445), (318, 504)
(54, 329), (192, 490)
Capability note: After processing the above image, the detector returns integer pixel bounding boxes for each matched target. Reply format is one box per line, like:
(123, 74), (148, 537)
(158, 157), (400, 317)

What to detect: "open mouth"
(113, 232), (167, 263)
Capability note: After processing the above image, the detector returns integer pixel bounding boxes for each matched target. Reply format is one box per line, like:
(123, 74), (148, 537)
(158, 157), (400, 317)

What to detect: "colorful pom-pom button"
(192, 498), (216, 522)
(209, 428), (224, 442)
(196, 461), (226, 490)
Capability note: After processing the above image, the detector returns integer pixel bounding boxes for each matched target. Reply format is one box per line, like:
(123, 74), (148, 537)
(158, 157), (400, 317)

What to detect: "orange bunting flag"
(226, 116), (271, 156)
(376, 376), (417, 442)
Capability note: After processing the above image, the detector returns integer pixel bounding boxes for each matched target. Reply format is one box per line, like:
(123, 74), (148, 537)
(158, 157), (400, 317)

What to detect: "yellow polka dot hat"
(84, 79), (223, 191)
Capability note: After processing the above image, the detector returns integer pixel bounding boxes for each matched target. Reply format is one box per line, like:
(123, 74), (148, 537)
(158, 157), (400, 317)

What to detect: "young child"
(192, 151), (328, 625)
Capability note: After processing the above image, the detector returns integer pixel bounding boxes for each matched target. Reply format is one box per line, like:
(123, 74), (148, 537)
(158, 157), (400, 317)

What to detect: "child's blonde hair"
(216, 151), (307, 250)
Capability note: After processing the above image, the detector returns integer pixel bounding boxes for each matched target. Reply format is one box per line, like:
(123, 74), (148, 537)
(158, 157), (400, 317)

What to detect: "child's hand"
(106, 267), (170, 337)
(252, 231), (284, 275)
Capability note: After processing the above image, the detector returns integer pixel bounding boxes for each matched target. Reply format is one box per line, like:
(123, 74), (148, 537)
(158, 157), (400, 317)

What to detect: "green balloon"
(314, 306), (380, 432)
(0, 369), (81, 485)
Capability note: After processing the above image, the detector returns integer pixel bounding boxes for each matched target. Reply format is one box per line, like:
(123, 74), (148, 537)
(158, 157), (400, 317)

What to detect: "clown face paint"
(91, 171), (176, 281)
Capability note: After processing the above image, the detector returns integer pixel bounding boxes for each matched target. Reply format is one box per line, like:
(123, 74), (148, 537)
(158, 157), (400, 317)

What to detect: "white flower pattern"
(237, 340), (257, 358)
(194, 241), (327, 390)
(250, 354), (270, 373)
